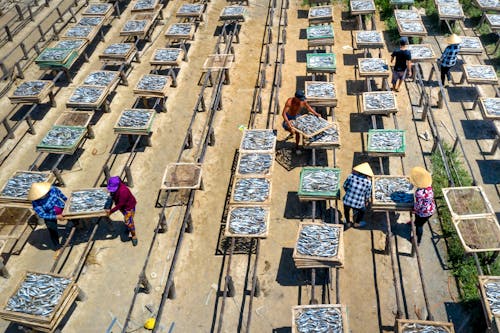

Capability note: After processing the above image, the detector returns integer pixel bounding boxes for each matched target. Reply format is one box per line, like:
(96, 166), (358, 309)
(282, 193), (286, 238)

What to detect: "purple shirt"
(110, 182), (136, 214)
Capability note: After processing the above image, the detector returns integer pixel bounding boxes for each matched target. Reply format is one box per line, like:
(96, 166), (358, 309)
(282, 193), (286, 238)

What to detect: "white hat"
(353, 162), (374, 177)
(28, 182), (52, 201)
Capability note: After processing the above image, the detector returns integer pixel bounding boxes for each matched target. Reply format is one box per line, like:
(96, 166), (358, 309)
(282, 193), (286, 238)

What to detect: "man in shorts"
(390, 37), (412, 92)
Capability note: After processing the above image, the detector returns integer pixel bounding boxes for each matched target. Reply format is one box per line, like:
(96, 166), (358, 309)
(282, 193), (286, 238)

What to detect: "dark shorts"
(392, 69), (407, 84)
(282, 113), (297, 131)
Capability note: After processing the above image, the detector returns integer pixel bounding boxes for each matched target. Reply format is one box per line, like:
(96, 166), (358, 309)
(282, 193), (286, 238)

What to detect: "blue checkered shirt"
(342, 173), (372, 209)
(32, 187), (67, 220)
(439, 44), (461, 67)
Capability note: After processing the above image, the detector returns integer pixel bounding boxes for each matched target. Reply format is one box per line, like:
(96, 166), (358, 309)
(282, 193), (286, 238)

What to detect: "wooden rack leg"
(0, 258), (9, 278)
(226, 276), (235, 297)
(124, 166), (134, 188)
(208, 128), (215, 146)
(87, 125), (95, 139)
(253, 277), (261, 297)
(3, 119), (15, 139)
(146, 133), (152, 147)
(139, 273), (152, 294)
(167, 281), (176, 299)
(25, 116), (36, 135)
(53, 169), (65, 187)
(158, 212), (167, 233)
(103, 165), (111, 181)
(185, 214), (193, 233)
(185, 129), (193, 149)
(49, 91), (57, 107)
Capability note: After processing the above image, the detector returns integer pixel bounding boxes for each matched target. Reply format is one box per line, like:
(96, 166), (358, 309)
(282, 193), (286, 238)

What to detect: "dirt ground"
(0, 0), (497, 331)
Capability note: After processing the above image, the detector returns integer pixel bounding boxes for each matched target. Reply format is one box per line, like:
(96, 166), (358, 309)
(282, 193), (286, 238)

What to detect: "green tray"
(307, 25), (334, 40)
(36, 50), (79, 69)
(367, 129), (406, 154)
(298, 167), (341, 198)
(306, 53), (336, 71)
(114, 111), (156, 134)
(36, 125), (86, 150)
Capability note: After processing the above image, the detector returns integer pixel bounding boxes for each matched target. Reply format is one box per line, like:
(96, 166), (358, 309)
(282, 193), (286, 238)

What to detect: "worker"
(438, 34), (462, 87)
(409, 166), (436, 246)
(342, 163), (374, 228)
(106, 176), (138, 246)
(282, 90), (322, 153)
(391, 37), (412, 92)
(28, 182), (67, 258)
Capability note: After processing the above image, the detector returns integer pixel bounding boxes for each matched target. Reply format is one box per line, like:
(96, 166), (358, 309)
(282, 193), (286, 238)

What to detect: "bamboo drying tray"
(479, 98), (500, 120)
(0, 171), (55, 207)
(395, 319), (455, 333)
(164, 23), (196, 40)
(229, 177), (272, 205)
(150, 48), (184, 66)
(371, 175), (414, 211)
(303, 122), (341, 148)
(463, 64), (499, 85)
(452, 214), (500, 253)
(479, 275), (500, 325)
(9, 80), (54, 104)
(113, 109), (156, 135)
(65, 85), (109, 109)
(366, 129), (406, 156)
(36, 126), (87, 155)
(292, 304), (348, 333)
(442, 186), (495, 218)
(0, 206), (35, 242)
(235, 152), (275, 178)
(161, 163), (203, 190)
(308, 6), (333, 24)
(362, 91), (398, 114)
(357, 58), (390, 77)
(297, 167), (341, 200)
(133, 74), (171, 98)
(224, 205), (270, 238)
(62, 188), (111, 219)
(397, 19), (428, 37)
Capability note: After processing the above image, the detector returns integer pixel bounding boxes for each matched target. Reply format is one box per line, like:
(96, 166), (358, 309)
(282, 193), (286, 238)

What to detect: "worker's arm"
(33, 202), (56, 220)
(282, 99), (295, 132)
(304, 102), (321, 117)
(53, 187), (67, 202)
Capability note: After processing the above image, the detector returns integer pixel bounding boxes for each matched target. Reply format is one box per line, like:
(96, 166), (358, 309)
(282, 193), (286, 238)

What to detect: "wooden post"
(0, 258), (10, 278)
(87, 125), (95, 139)
(146, 133), (152, 147)
(53, 168), (65, 187)
(4, 26), (13, 41)
(226, 276), (235, 297)
(49, 91), (57, 107)
(15, 62), (24, 79)
(185, 214), (193, 233)
(185, 129), (193, 149)
(139, 273), (152, 294)
(167, 281), (176, 299)
(124, 166), (134, 188)
(76, 288), (87, 301)
(253, 277), (261, 297)
(103, 165), (111, 181)
(158, 213), (167, 233)
(25, 116), (36, 135)
(15, 4), (24, 20)
(3, 119), (15, 139)
(208, 128), (215, 146)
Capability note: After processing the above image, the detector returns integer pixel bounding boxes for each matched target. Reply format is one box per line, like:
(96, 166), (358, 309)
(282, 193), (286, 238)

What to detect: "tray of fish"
(363, 92), (397, 113)
(151, 48), (183, 65)
(64, 188), (111, 217)
(306, 53), (336, 72)
(177, 4), (204, 15)
(231, 177), (271, 204)
(442, 186), (494, 217)
(396, 319), (454, 333)
(367, 129), (406, 154)
(307, 25), (334, 39)
(298, 167), (340, 199)
(236, 152), (274, 177)
(437, 4), (464, 19)
(486, 14), (500, 28)
(435, 0), (459, 4)
(0, 171), (52, 201)
(102, 43), (134, 57)
(350, 0), (375, 13)
(390, 0), (414, 4)
(11, 81), (51, 98)
(225, 206), (270, 238)
(220, 5), (246, 20)
(295, 224), (342, 258)
(464, 65), (498, 82)
(305, 123), (341, 147)
(355, 30), (384, 47)
(166, 23), (194, 36)
(68, 85), (106, 105)
(292, 305), (348, 333)
(77, 16), (105, 26)
(308, 6), (333, 19)
(161, 163), (203, 190)
(134, 74), (169, 96)
(394, 9), (420, 21)
(63, 25), (95, 39)
(83, 3), (112, 16)
(291, 114), (333, 138)
(407, 44), (436, 61)
(37, 125), (86, 151)
(115, 109), (155, 134)
(459, 37), (483, 54)
(240, 129), (276, 152)
(480, 98), (500, 119)
(122, 20), (148, 33)
(358, 58), (389, 76)
(454, 215), (500, 252)
(305, 81), (336, 100)
(479, 276), (500, 320)
(83, 71), (119, 87)
(398, 20), (427, 35)
(373, 176), (414, 209)
(53, 39), (87, 52)
(132, 0), (157, 11)
(35, 48), (73, 63)
(476, 0), (500, 9)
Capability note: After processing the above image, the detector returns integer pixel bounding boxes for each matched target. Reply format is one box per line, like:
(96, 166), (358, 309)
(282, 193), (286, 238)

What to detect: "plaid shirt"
(439, 44), (461, 67)
(32, 187), (67, 220)
(343, 173), (372, 209)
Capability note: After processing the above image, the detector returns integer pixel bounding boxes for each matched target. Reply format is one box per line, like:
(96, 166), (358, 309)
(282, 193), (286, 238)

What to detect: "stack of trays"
(304, 81), (337, 107)
(297, 167), (340, 200)
(114, 109), (156, 135)
(372, 175), (414, 211)
(9, 81), (54, 104)
(307, 25), (334, 48)
(293, 223), (344, 268)
(35, 48), (78, 69)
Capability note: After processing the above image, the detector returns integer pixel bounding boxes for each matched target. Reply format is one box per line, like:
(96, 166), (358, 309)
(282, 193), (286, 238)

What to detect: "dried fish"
(399, 21), (425, 32)
(485, 281), (500, 315)
(122, 20), (147, 32)
(69, 86), (105, 104)
(308, 125), (340, 143)
(233, 178), (270, 203)
(364, 92), (396, 110)
(241, 130), (276, 151)
(483, 98), (500, 116)
(408, 45), (435, 59)
(309, 7), (332, 17)
(1, 172), (49, 198)
(391, 0), (414, 4)
(307, 54), (336, 69)
(167, 24), (192, 35)
(395, 10), (420, 20)
(64, 26), (94, 38)
(133, 0), (156, 10)
(465, 65), (497, 80)
(228, 206), (267, 235)
(103, 43), (132, 56)
(178, 4), (203, 14)
(401, 323), (449, 333)
(221, 6), (245, 16)
(459, 37), (482, 50)
(53, 39), (86, 51)
(438, 4), (464, 17)
(238, 153), (273, 175)
(356, 31), (383, 43)
(136, 75), (168, 91)
(68, 189), (110, 213)
(359, 58), (389, 73)
(307, 25), (334, 39)
(297, 224), (340, 257)
(83, 71), (118, 87)
(351, 0), (375, 11)
(291, 114), (331, 136)
(435, 0), (458, 4)
(12, 81), (48, 96)
(6, 273), (71, 317)
(37, 48), (73, 62)
(306, 82), (336, 99)
(295, 307), (343, 333)
(84, 3), (111, 15)
(77, 16), (104, 26)
(368, 130), (404, 151)
(300, 169), (339, 193)
(40, 126), (85, 148)
(117, 109), (153, 128)
(477, 0), (499, 8)
(374, 177), (413, 203)
(153, 48), (181, 62)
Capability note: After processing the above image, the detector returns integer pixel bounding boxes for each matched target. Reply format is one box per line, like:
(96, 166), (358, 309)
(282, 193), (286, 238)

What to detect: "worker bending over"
(106, 176), (138, 246)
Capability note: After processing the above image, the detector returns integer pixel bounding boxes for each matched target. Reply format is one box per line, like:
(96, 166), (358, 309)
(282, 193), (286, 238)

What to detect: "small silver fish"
(84, 3), (112, 15)
(465, 65), (497, 80)
(308, 54), (335, 69)
(309, 6), (332, 17)
(178, 4), (203, 14)
(12, 81), (48, 96)
(1, 172), (49, 198)
(483, 98), (500, 116)
(485, 282), (500, 315)
(238, 153), (273, 175)
(487, 14), (500, 26)
(69, 86), (105, 103)
(399, 20), (425, 33)
(408, 45), (434, 59)
(364, 92), (396, 110)
(136, 75), (168, 91)
(83, 71), (118, 87)
(459, 37), (482, 51)
(374, 177), (414, 203)
(356, 31), (383, 44)
(117, 109), (153, 128)
(300, 169), (340, 193)
(233, 178), (270, 203)
(53, 39), (86, 51)
(40, 126), (85, 148)
(438, 4), (463, 17)
(291, 114), (331, 136)
(306, 82), (336, 98)
(77, 16), (104, 26)
(296, 224), (341, 257)
(228, 206), (268, 235)
(351, 0), (375, 11)
(103, 43), (133, 56)
(68, 189), (110, 213)
(37, 48), (72, 62)
(395, 10), (420, 20)
(359, 58), (389, 73)
(133, 0), (156, 10)
(307, 25), (334, 39)
(122, 20), (147, 33)
(221, 6), (246, 17)
(153, 48), (182, 62)
(167, 23), (192, 35)
(308, 126), (340, 144)
(368, 130), (404, 151)
(401, 323), (450, 333)
(64, 26), (94, 38)
(241, 130), (276, 151)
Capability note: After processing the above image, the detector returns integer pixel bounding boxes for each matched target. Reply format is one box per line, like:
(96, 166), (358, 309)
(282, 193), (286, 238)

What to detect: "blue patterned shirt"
(32, 187), (67, 220)
(439, 44), (461, 67)
(343, 173), (372, 209)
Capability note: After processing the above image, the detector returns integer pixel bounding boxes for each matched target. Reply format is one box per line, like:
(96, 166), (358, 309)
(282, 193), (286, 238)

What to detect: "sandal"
(131, 238), (138, 246)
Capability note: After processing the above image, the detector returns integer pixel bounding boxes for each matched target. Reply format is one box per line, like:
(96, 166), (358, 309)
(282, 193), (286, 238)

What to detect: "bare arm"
(282, 99), (295, 132)
(407, 60), (412, 75)
(304, 101), (321, 117)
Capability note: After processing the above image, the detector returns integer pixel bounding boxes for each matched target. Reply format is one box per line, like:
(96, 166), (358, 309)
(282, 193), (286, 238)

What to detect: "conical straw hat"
(446, 34), (462, 45)
(353, 162), (374, 177)
(28, 182), (52, 201)
(409, 167), (432, 188)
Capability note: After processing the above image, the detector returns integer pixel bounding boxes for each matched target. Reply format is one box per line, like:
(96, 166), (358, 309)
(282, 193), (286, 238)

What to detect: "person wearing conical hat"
(343, 162), (374, 228)
(409, 167), (436, 245)
(28, 182), (67, 257)
(438, 34), (462, 87)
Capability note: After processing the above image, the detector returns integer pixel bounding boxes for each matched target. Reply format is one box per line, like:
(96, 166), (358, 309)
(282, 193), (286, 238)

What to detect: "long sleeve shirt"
(414, 187), (436, 218)
(110, 183), (137, 214)
(439, 44), (461, 67)
(32, 187), (67, 220)
(342, 173), (372, 209)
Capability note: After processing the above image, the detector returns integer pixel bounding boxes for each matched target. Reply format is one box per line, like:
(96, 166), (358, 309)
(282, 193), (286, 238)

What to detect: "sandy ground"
(0, 0), (497, 332)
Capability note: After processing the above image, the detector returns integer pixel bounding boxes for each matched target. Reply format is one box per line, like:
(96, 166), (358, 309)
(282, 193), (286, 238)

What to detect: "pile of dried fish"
(487, 14), (500, 26)
(482, 98), (500, 116)
(408, 45), (435, 59)
(178, 4), (203, 14)
(436, 0), (458, 4)
(37, 48), (72, 62)
(167, 24), (192, 35)
(84, 71), (118, 87)
(103, 43), (132, 55)
(1, 173), (49, 199)
(137, 75), (168, 91)
(54, 39), (86, 51)
(221, 6), (245, 16)
(401, 323), (450, 333)
(77, 16), (104, 26)
(356, 31), (382, 43)
(306, 82), (336, 99)
(297, 225), (340, 257)
(308, 54), (335, 69)
(12, 81), (48, 96)
(295, 307), (343, 333)
(133, 0), (156, 10)
(438, 4), (464, 17)
(228, 207), (267, 235)
(292, 114), (331, 136)
(359, 58), (388, 73)
(309, 7), (332, 17)
(232, 178), (270, 203)
(307, 125), (340, 144)
(399, 21), (425, 32)
(238, 153), (273, 175)
(69, 86), (104, 104)
(117, 109), (153, 128)
(374, 177), (414, 203)
(40, 126), (85, 148)
(84, 3), (111, 15)
(153, 48), (181, 62)
(460, 37), (482, 51)
(68, 189), (110, 213)
(241, 130), (276, 151)
(300, 169), (339, 194)
(466, 65), (497, 80)
(6, 273), (72, 317)
(485, 281), (500, 315)
(368, 131), (404, 151)
(123, 20), (147, 32)
(477, 0), (499, 8)
(307, 25), (334, 39)
(364, 92), (396, 110)
(395, 10), (420, 20)
(64, 26), (94, 38)
(351, 0), (375, 11)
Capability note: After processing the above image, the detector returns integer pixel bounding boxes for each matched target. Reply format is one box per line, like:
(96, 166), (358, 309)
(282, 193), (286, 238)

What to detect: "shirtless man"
(282, 90), (321, 151)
